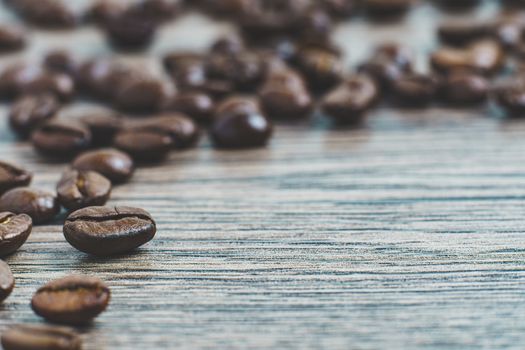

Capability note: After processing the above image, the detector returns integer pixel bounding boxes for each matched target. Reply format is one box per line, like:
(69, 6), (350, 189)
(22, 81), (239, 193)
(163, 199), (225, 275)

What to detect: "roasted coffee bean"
(431, 40), (504, 75)
(44, 50), (77, 75)
(0, 188), (59, 224)
(31, 275), (110, 324)
(440, 71), (489, 105)
(259, 70), (313, 120)
(113, 74), (170, 113)
(76, 59), (118, 100)
(169, 92), (215, 123)
(139, 0), (181, 21)
(32, 119), (91, 159)
(295, 7), (333, 42)
(137, 114), (200, 149)
(321, 75), (378, 124)
(322, 0), (356, 17)
(0, 161), (32, 194)
(103, 8), (158, 50)
(89, 0), (130, 23)
(63, 206), (156, 256)
(205, 52), (266, 92)
(8, 0), (77, 28)
(201, 79), (235, 99)
(72, 149), (134, 184)
(294, 47), (343, 92)
(1, 324), (81, 350)
(164, 54), (206, 90)
(0, 24), (26, 52)
(57, 170), (112, 212)
(437, 20), (492, 46)
(392, 73), (440, 107)
(359, 43), (413, 88)
(210, 35), (244, 56)
(364, 0), (414, 18)
(211, 97), (273, 149)
(0, 212), (32, 257)
(495, 19), (524, 50)
(79, 111), (122, 146)
(494, 83), (525, 117)
(0, 260), (14, 302)
(9, 94), (60, 138)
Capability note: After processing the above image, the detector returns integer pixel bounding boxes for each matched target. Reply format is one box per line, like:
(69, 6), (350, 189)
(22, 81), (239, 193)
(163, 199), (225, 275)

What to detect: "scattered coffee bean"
(392, 73), (440, 107)
(63, 206), (156, 256)
(31, 275), (110, 325)
(494, 82), (525, 117)
(440, 71), (489, 105)
(57, 169), (112, 212)
(210, 35), (244, 56)
(79, 111), (122, 146)
(0, 24), (26, 52)
(294, 47), (343, 92)
(103, 8), (158, 50)
(0, 188), (59, 224)
(359, 43), (413, 88)
(322, 0), (356, 17)
(1, 324), (81, 350)
(0, 260), (14, 302)
(163, 53), (206, 90)
(76, 58), (118, 100)
(170, 92), (215, 123)
(211, 97), (273, 149)
(32, 119), (91, 159)
(9, 94), (60, 138)
(72, 149), (134, 184)
(139, 0), (181, 21)
(44, 50), (77, 75)
(113, 74), (170, 113)
(322, 75), (378, 124)
(7, 0), (77, 28)
(437, 20), (492, 46)
(0, 212), (32, 257)
(0, 161), (32, 194)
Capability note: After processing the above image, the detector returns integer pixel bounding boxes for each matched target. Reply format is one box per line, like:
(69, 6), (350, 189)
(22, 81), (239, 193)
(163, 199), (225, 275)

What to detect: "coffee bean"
(19, 72), (75, 102)
(113, 74), (170, 113)
(103, 8), (158, 50)
(76, 59), (118, 100)
(1, 324), (81, 350)
(209, 35), (244, 56)
(8, 0), (77, 28)
(295, 7), (333, 43)
(364, 0), (414, 18)
(494, 82), (525, 117)
(44, 50), (77, 75)
(0, 212), (32, 257)
(0, 188), (59, 225)
(0, 260), (14, 302)
(322, 0), (356, 17)
(0, 24), (26, 52)
(437, 20), (493, 46)
(79, 111), (122, 146)
(130, 114), (201, 149)
(163, 53), (206, 90)
(392, 73), (440, 107)
(9, 94), (60, 138)
(359, 43), (413, 88)
(294, 47), (343, 92)
(495, 19), (524, 50)
(32, 119), (91, 159)
(139, 0), (181, 21)
(169, 92), (215, 123)
(321, 75), (378, 124)
(72, 149), (134, 184)
(31, 275), (110, 324)
(211, 97), (273, 149)
(440, 71), (489, 105)
(63, 206), (156, 256)
(201, 79), (235, 99)
(57, 170), (112, 212)
(0, 161), (32, 195)
(89, 0), (130, 23)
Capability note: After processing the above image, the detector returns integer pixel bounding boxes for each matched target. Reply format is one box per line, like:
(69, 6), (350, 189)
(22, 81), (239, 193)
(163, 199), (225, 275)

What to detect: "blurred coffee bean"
(113, 129), (173, 161)
(495, 18), (525, 50)
(9, 94), (60, 138)
(44, 49), (77, 75)
(201, 79), (235, 99)
(79, 111), (122, 146)
(358, 43), (413, 88)
(32, 119), (91, 159)
(163, 53), (206, 90)
(72, 148), (134, 184)
(295, 7), (333, 43)
(139, 0), (181, 21)
(392, 73), (440, 107)
(322, 0), (356, 17)
(0, 260), (14, 301)
(76, 59), (126, 100)
(7, 0), (77, 27)
(1, 325), (81, 350)
(103, 8), (158, 50)
(0, 187), (59, 224)
(211, 97), (273, 149)
(113, 74), (171, 113)
(0, 24), (26, 52)
(364, 0), (414, 18)
(440, 71), (489, 105)
(89, 0), (129, 23)
(494, 82), (525, 116)
(437, 20), (493, 46)
(294, 47), (343, 92)
(321, 75), (378, 124)
(130, 114), (201, 149)
(57, 169), (112, 211)
(170, 92), (215, 123)
(210, 35), (244, 56)
(0, 161), (32, 195)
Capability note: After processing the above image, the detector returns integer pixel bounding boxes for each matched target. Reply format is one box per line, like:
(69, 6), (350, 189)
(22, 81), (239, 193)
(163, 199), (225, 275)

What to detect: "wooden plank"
(1, 2), (525, 349)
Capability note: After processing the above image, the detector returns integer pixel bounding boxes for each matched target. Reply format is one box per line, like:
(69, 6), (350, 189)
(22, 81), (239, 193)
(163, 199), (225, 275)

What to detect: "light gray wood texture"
(1, 1), (525, 349)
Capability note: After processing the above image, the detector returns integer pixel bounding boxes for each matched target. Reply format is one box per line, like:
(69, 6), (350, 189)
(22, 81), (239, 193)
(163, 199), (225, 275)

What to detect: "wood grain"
(1, 2), (525, 349)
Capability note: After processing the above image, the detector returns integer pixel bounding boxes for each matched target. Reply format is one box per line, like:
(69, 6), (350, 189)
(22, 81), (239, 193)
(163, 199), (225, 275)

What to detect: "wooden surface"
(1, 2), (525, 349)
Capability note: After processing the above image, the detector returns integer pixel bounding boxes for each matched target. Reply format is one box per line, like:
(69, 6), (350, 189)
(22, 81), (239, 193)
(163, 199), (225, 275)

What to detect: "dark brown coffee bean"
(57, 170), (111, 212)
(31, 275), (110, 324)
(79, 111), (122, 146)
(358, 43), (413, 88)
(259, 70), (313, 120)
(0, 64), (50, 100)
(495, 19), (524, 50)
(437, 20), (493, 46)
(44, 50), (77, 75)
(89, 0), (130, 23)
(0, 161), (32, 195)
(113, 129), (173, 161)
(32, 119), (91, 159)
(163, 53), (206, 90)
(0, 188), (59, 224)
(63, 206), (156, 256)
(322, 0), (356, 17)
(392, 73), (440, 107)
(494, 82), (525, 117)
(321, 75), (378, 124)
(1, 324), (81, 350)
(169, 92), (215, 123)
(9, 94), (60, 138)
(19, 72), (75, 102)
(211, 97), (273, 149)
(8, 0), (77, 28)
(72, 149), (134, 184)
(0, 260), (14, 302)
(294, 47), (343, 92)
(113, 74), (170, 113)
(205, 52), (267, 92)
(0, 24), (26, 52)
(210, 35), (244, 56)
(295, 7), (333, 42)
(440, 71), (489, 105)
(76, 59), (117, 100)
(103, 8), (158, 50)
(201, 79), (235, 99)
(364, 0), (414, 18)
(133, 114), (201, 149)
(0, 212), (32, 257)
(139, 0), (181, 21)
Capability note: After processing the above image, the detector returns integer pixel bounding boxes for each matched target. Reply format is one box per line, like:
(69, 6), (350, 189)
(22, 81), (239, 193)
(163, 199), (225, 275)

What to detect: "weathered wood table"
(1, 2), (524, 349)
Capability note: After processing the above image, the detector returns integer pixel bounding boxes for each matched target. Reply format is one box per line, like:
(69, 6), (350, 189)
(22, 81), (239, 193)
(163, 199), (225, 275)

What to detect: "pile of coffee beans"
(1, 0), (525, 348)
